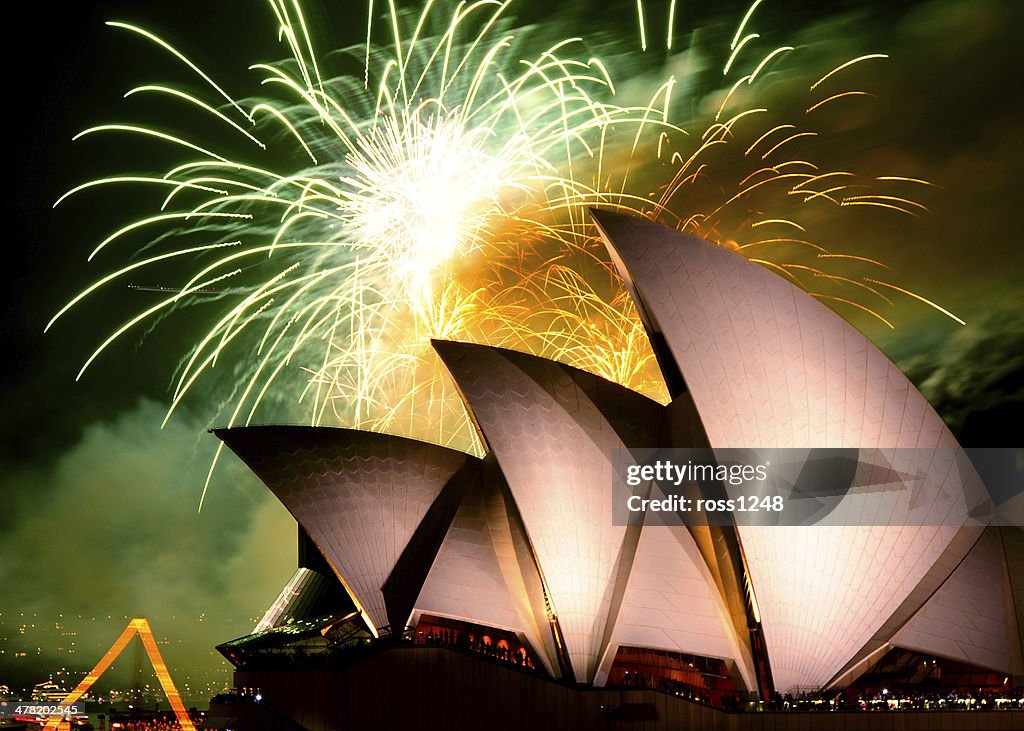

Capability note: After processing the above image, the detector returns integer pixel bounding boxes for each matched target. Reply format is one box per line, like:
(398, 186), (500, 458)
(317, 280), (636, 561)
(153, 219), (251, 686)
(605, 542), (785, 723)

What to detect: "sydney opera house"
(210, 212), (1023, 730)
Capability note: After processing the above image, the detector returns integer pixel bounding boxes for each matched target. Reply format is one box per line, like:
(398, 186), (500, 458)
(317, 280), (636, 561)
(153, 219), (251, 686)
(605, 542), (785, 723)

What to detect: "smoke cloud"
(0, 400), (295, 703)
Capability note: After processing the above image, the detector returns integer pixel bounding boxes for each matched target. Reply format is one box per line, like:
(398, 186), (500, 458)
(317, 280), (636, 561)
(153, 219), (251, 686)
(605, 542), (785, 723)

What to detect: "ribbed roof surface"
(592, 209), (987, 692)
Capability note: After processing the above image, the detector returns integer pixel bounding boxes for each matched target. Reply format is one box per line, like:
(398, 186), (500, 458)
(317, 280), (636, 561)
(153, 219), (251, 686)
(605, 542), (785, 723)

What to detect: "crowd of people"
(760, 687), (1024, 712)
(611, 670), (1024, 713)
(113, 719), (178, 731)
(110, 714), (199, 731)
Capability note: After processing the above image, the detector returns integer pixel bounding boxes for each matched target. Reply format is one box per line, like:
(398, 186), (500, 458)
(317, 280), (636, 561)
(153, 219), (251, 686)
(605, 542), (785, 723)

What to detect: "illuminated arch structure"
(45, 618), (195, 731)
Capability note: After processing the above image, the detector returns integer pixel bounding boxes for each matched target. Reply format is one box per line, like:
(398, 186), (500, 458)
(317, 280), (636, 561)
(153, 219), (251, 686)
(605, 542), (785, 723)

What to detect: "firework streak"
(50, 1), (960, 503)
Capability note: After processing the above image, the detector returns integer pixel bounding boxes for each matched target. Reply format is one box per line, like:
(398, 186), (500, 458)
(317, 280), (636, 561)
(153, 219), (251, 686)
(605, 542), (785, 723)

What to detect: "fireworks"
(51, 0), (960, 503)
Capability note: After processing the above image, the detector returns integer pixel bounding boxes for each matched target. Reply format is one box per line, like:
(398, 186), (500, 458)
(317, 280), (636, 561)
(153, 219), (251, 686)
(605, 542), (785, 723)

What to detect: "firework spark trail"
(51, 0), (958, 505)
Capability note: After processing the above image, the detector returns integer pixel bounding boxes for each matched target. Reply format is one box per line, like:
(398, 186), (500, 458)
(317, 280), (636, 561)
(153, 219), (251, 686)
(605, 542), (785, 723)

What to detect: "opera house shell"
(213, 211), (1022, 723)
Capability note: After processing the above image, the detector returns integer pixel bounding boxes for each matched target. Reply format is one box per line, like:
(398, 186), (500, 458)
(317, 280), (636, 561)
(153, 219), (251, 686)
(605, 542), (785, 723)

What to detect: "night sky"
(4, 0), (1022, 705)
